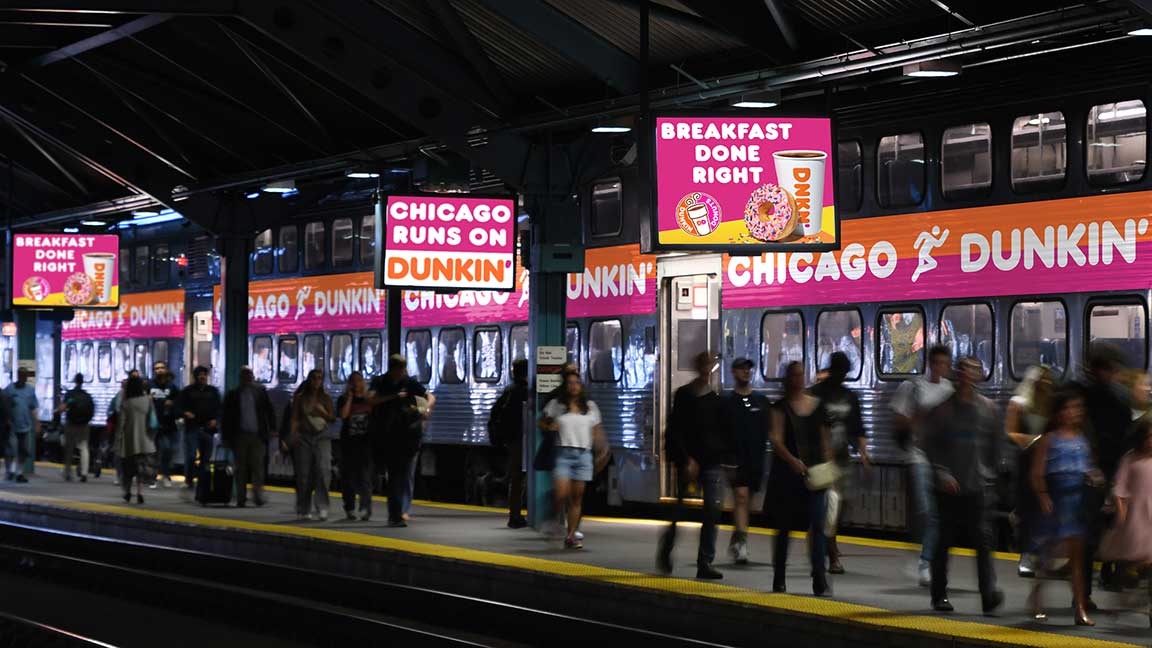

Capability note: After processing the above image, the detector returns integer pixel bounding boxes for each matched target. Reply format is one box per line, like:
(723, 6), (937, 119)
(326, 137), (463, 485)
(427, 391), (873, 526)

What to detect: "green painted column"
(527, 268), (566, 528)
(220, 236), (250, 392)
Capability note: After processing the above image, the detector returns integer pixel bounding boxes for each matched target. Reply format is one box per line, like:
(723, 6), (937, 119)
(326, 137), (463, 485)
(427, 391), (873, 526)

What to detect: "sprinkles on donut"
(743, 183), (798, 242)
(63, 272), (95, 306)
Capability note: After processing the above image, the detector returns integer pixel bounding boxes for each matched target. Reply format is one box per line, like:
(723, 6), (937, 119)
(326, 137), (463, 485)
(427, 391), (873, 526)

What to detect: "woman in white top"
(541, 371), (607, 549)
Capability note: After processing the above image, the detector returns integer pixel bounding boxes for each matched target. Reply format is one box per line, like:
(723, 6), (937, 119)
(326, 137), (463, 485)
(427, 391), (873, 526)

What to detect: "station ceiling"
(0, 0), (1147, 228)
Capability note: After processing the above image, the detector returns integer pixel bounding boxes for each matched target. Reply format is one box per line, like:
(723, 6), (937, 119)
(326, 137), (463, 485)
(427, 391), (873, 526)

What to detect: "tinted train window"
(590, 180), (622, 237)
(941, 123), (992, 200)
(134, 343), (150, 374)
(1088, 302), (1147, 369)
(304, 222), (325, 270)
(474, 327), (503, 382)
(1087, 100), (1147, 187)
(877, 132), (925, 208)
(1012, 111), (1066, 193)
(837, 140), (862, 211)
(510, 325), (529, 363)
(97, 344), (111, 383)
(406, 330), (433, 383)
(877, 310), (925, 376)
(438, 328), (466, 384)
(153, 340), (169, 372)
(565, 324), (580, 369)
(302, 334), (324, 378)
(152, 244), (170, 285)
(2, 348), (11, 376)
(1010, 301), (1067, 378)
(195, 341), (211, 375)
(253, 229), (273, 275)
(360, 334), (381, 378)
(134, 245), (148, 286)
(360, 216), (375, 268)
(278, 337), (298, 383)
(589, 320), (623, 383)
(330, 334), (353, 384)
(119, 248), (129, 286)
(332, 218), (354, 268)
(278, 226), (298, 273)
(80, 342), (94, 383)
(252, 336), (273, 384)
(817, 310), (862, 380)
(63, 344), (76, 383)
(760, 312), (804, 381)
(941, 303), (993, 378)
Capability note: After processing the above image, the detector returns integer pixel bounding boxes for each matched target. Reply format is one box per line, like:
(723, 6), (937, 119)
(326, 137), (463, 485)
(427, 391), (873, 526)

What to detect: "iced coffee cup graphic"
(773, 150), (827, 237)
(686, 203), (713, 236)
(83, 252), (115, 305)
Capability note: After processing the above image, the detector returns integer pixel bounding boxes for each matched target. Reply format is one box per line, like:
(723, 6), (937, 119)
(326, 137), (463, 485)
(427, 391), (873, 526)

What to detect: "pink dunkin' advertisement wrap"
(723, 193), (1152, 309)
(383, 195), (516, 291)
(12, 234), (119, 308)
(213, 273), (384, 335)
(61, 289), (184, 340)
(655, 115), (837, 251)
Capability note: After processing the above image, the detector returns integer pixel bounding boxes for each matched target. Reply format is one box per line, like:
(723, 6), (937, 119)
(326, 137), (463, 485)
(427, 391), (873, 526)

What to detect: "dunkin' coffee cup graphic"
(83, 253), (115, 304)
(773, 150), (827, 237)
(686, 203), (713, 236)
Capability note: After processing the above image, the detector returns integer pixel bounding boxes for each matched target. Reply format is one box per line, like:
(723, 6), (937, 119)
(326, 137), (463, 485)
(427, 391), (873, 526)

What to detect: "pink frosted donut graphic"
(743, 183), (798, 242)
(63, 272), (95, 306)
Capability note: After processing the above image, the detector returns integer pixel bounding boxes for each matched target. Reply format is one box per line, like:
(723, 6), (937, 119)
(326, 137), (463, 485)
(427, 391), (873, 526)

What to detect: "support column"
(15, 309), (35, 474)
(220, 236), (250, 392)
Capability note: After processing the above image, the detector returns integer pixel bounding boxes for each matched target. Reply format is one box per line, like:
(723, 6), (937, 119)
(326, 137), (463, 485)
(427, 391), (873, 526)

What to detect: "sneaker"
(113, 477), (121, 486)
(574, 530), (584, 541)
(507, 517), (528, 529)
(78, 475), (87, 483)
(14, 474), (27, 483)
(316, 509), (329, 522)
(696, 563), (723, 580)
(388, 519), (408, 528)
(564, 537), (584, 550)
(932, 598), (954, 612)
(161, 477), (172, 489)
(149, 482), (159, 489)
(358, 509), (370, 522)
(918, 559), (932, 588)
(345, 510), (357, 521)
(1018, 554), (1037, 578)
(982, 590), (1005, 616)
(828, 560), (845, 575)
(734, 542), (750, 565)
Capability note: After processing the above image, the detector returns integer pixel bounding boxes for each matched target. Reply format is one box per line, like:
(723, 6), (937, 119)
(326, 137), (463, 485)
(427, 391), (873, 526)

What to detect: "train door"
(187, 311), (213, 383)
(656, 255), (722, 499)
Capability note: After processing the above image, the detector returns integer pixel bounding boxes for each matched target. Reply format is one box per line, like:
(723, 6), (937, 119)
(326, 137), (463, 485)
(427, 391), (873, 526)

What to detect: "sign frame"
(10, 233), (122, 310)
(376, 190), (519, 293)
(648, 109), (842, 254)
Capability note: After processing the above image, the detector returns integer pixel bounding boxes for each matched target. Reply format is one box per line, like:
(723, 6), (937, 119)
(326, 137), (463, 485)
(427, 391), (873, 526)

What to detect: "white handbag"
(805, 461), (840, 491)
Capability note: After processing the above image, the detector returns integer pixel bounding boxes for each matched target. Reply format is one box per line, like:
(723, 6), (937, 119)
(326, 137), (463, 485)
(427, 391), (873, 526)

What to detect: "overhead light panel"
(245, 191), (260, 199)
(130, 210), (158, 218)
(345, 170), (380, 179)
(591, 116), (633, 134)
(262, 179), (296, 193)
(903, 60), (961, 78)
(80, 220), (106, 226)
(118, 212), (183, 228)
(1128, 27), (1152, 36)
(591, 125), (631, 133)
(63, 227), (79, 233)
(731, 90), (780, 109)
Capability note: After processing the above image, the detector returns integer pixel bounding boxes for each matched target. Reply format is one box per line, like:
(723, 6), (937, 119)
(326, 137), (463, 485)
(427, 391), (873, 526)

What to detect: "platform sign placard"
(11, 233), (120, 308)
(378, 194), (516, 291)
(653, 114), (839, 252)
(536, 345), (567, 394)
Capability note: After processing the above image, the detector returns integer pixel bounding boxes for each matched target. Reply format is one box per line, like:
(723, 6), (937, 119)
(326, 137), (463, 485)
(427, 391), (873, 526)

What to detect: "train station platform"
(0, 465), (1148, 648)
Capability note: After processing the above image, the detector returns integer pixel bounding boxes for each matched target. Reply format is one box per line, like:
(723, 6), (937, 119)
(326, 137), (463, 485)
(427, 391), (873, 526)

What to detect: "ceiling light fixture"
(903, 60), (962, 78)
(1128, 27), (1152, 36)
(80, 220), (106, 227)
(262, 179), (296, 193)
(63, 227), (79, 233)
(591, 125), (631, 134)
(345, 170), (380, 179)
(130, 210), (158, 218)
(731, 90), (780, 109)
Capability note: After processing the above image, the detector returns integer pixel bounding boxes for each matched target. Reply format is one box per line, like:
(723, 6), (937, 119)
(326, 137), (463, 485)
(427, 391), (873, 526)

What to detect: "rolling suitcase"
(195, 445), (234, 506)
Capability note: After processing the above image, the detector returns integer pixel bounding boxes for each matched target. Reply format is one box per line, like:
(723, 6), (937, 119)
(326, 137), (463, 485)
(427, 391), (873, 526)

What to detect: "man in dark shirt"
(722, 357), (770, 565)
(494, 359), (530, 528)
(149, 363), (180, 488)
(178, 366), (222, 490)
(222, 367), (275, 507)
(808, 352), (870, 574)
(925, 356), (1004, 616)
(369, 354), (435, 527)
(658, 351), (734, 580)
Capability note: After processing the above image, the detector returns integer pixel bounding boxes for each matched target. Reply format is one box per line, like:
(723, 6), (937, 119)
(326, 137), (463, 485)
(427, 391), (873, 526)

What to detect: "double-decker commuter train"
(38, 76), (1152, 534)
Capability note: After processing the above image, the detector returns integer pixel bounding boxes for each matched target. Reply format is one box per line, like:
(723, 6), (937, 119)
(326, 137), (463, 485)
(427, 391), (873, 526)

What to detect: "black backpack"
(487, 386), (522, 448)
(67, 389), (95, 425)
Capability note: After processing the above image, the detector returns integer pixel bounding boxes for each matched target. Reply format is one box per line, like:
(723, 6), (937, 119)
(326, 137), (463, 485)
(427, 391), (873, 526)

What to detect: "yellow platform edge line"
(0, 487), (1136, 648)
(32, 461), (1012, 561)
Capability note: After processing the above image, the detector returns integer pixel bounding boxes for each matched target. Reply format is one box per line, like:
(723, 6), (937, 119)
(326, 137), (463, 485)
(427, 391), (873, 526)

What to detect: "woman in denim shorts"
(541, 371), (607, 549)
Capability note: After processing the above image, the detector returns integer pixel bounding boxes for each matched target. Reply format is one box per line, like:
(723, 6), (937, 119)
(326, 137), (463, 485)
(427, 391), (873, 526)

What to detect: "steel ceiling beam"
(678, 0), (797, 63)
(26, 12), (170, 67)
(2, 116), (89, 195)
(473, 0), (638, 95)
(0, 1), (232, 15)
(427, 0), (514, 114)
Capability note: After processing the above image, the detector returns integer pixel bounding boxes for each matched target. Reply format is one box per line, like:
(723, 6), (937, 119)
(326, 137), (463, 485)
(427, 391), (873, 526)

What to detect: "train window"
(332, 218), (354, 268)
(251, 336), (273, 384)
(253, 229), (273, 275)
(119, 248), (129, 286)
(1010, 300), (1068, 379)
(590, 180), (622, 237)
(63, 343), (76, 384)
(360, 216), (375, 268)
(589, 320), (623, 383)
(152, 244), (170, 285)
(817, 310), (862, 381)
(302, 334), (324, 378)
(188, 235), (212, 280)
(330, 334), (353, 384)
(1088, 302), (1147, 369)
(438, 328), (466, 384)
(79, 342), (94, 383)
(837, 140), (862, 211)
(877, 309), (925, 377)
(510, 325), (529, 363)
(360, 335), (381, 377)
(304, 221), (325, 270)
(940, 303), (994, 379)
(195, 341), (211, 375)
(1087, 100), (1147, 187)
(134, 343), (150, 374)
(1012, 111), (1067, 193)
(565, 324), (580, 370)
(115, 342), (131, 377)
(278, 226), (299, 273)
(152, 340), (169, 374)
(474, 327), (503, 382)
(941, 123), (992, 200)
(760, 312), (804, 381)
(877, 132), (925, 208)
(134, 245), (148, 286)
(406, 330), (433, 383)
(97, 344), (111, 383)
(2, 349), (11, 376)
(278, 336), (298, 383)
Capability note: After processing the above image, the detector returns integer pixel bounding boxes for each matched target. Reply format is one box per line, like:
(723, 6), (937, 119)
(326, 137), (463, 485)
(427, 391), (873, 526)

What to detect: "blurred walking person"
(148, 363), (179, 489)
(722, 357), (769, 566)
(116, 375), (156, 504)
(541, 370), (608, 550)
(290, 369), (336, 521)
(223, 367), (275, 508)
(1028, 388), (1100, 626)
(489, 359), (529, 528)
(1006, 365), (1056, 577)
(178, 366), (221, 491)
(4, 367), (39, 483)
(1100, 419), (1152, 626)
(767, 361), (832, 596)
(57, 373), (94, 483)
(337, 371), (374, 520)
(369, 354), (433, 527)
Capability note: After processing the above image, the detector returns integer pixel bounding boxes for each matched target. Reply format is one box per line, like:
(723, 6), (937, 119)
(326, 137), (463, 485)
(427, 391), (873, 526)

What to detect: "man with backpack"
(57, 373), (93, 482)
(490, 359), (529, 528)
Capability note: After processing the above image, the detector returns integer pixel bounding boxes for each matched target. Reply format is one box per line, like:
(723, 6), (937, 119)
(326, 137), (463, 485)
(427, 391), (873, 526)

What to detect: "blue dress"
(1039, 434), (1091, 541)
